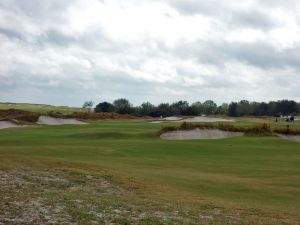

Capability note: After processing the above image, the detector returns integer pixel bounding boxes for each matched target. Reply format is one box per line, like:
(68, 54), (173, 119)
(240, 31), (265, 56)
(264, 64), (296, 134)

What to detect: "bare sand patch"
(0, 121), (21, 129)
(160, 128), (243, 140)
(37, 116), (87, 125)
(276, 134), (300, 142)
(181, 116), (234, 123)
(164, 116), (183, 121)
(149, 121), (163, 124)
(150, 116), (233, 123)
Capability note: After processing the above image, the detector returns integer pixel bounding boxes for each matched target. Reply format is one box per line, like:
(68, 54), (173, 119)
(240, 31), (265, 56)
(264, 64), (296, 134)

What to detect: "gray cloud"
(169, 0), (278, 30)
(0, 27), (23, 40)
(0, 0), (300, 106)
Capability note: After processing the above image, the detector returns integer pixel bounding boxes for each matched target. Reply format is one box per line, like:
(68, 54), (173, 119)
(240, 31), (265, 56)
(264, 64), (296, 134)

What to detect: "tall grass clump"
(273, 125), (300, 135)
(244, 124), (272, 136)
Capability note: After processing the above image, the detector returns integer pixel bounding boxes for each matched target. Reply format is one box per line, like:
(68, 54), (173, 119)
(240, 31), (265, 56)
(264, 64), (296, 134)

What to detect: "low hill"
(0, 102), (83, 114)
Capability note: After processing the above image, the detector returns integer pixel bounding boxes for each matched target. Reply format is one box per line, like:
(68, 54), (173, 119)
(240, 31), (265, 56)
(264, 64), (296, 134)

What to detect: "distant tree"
(87, 99), (300, 117)
(267, 101), (277, 116)
(82, 101), (94, 113)
(171, 101), (189, 115)
(276, 100), (298, 115)
(156, 103), (173, 117)
(255, 102), (268, 116)
(236, 100), (251, 116)
(113, 98), (133, 114)
(138, 102), (156, 116)
(190, 102), (203, 115)
(202, 100), (217, 114)
(95, 101), (114, 113)
(228, 102), (238, 117)
(216, 103), (229, 115)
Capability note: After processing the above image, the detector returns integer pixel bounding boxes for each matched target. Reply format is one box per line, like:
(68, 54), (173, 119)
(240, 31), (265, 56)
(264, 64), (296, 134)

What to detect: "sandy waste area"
(37, 116), (87, 125)
(150, 116), (234, 123)
(0, 121), (21, 129)
(160, 128), (243, 140)
(276, 134), (300, 142)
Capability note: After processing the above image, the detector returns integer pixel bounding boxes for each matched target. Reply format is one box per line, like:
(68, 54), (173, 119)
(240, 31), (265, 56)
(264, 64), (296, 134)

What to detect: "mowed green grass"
(0, 120), (300, 223)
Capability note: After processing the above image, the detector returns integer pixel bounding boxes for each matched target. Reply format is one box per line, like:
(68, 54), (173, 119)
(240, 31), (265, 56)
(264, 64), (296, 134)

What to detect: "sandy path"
(160, 128), (243, 140)
(37, 116), (87, 125)
(0, 121), (21, 129)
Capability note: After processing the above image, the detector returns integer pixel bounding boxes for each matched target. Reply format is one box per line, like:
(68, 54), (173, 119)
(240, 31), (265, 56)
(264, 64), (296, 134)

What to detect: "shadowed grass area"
(0, 120), (300, 224)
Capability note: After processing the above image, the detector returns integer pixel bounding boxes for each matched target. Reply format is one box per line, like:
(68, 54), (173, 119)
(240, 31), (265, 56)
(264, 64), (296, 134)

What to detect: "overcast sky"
(1, 0), (300, 106)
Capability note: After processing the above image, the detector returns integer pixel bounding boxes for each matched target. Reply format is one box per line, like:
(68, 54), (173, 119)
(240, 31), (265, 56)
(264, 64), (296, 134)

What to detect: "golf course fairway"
(0, 120), (299, 224)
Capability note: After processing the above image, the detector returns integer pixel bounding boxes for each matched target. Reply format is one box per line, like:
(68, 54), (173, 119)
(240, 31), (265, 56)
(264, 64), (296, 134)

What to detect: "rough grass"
(0, 102), (83, 115)
(159, 122), (300, 136)
(0, 120), (300, 224)
(1, 158), (298, 225)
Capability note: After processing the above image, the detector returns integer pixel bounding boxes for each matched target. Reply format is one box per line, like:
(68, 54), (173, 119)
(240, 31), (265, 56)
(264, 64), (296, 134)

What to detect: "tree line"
(87, 99), (300, 117)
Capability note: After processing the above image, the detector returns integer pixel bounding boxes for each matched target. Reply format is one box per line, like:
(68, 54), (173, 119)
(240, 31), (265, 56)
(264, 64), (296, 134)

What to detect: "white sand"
(37, 116), (87, 125)
(0, 121), (21, 129)
(181, 116), (234, 123)
(276, 134), (300, 142)
(149, 116), (234, 124)
(149, 121), (163, 124)
(164, 117), (183, 121)
(160, 128), (243, 140)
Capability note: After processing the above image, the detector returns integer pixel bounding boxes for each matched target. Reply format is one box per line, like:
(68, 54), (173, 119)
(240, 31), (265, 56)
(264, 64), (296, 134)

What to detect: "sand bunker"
(149, 116), (234, 124)
(160, 128), (243, 140)
(164, 117), (183, 121)
(149, 121), (163, 124)
(37, 116), (87, 125)
(277, 134), (300, 142)
(0, 121), (21, 129)
(181, 117), (234, 123)
(148, 116), (183, 123)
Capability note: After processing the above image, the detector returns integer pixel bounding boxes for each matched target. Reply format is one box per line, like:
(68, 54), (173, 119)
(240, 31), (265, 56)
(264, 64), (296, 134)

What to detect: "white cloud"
(0, 0), (300, 106)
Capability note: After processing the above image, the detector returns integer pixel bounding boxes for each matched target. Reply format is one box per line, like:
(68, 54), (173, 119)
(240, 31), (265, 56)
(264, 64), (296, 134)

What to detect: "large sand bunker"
(181, 117), (234, 123)
(164, 116), (183, 121)
(0, 121), (21, 129)
(150, 116), (234, 123)
(37, 116), (87, 125)
(160, 128), (243, 140)
(277, 134), (300, 142)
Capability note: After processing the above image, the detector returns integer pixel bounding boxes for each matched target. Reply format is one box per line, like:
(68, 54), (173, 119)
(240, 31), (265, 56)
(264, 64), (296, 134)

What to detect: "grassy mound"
(159, 122), (300, 136)
(0, 109), (40, 123)
(0, 109), (137, 124)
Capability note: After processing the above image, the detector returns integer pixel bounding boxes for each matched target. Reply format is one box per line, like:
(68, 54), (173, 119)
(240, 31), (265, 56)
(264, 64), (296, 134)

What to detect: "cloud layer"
(1, 0), (300, 106)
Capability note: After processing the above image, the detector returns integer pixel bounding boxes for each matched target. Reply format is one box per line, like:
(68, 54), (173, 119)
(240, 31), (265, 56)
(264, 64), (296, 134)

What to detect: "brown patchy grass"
(0, 156), (298, 225)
